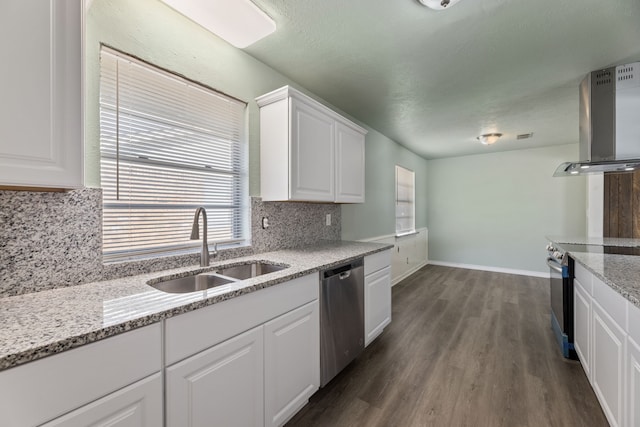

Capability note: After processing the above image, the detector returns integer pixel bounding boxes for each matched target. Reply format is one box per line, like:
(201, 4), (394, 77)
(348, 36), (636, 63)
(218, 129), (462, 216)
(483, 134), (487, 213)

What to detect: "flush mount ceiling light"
(477, 133), (503, 145)
(417, 0), (464, 10)
(160, 0), (276, 48)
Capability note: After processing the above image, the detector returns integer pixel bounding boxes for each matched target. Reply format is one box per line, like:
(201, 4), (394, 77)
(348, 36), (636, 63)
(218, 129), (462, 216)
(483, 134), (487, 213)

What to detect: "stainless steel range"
(546, 243), (577, 359)
(545, 241), (640, 359)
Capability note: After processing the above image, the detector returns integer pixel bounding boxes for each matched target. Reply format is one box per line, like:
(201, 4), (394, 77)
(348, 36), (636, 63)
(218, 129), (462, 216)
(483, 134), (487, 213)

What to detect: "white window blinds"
(395, 165), (415, 236)
(99, 47), (249, 260)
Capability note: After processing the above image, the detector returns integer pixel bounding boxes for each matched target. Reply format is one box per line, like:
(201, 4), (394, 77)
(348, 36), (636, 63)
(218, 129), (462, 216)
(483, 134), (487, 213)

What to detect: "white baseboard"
(392, 260), (429, 286)
(427, 260), (549, 279)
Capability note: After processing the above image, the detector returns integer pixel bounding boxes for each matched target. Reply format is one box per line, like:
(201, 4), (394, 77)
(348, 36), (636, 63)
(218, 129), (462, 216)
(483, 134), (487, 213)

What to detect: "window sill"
(395, 230), (418, 238)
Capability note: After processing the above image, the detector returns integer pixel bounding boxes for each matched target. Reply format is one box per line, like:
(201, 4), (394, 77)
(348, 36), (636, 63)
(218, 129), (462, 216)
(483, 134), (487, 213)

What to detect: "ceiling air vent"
(516, 132), (534, 140)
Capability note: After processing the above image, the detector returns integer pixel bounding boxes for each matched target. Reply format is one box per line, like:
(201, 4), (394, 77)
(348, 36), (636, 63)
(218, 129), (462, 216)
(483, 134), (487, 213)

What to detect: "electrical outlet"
(325, 214), (331, 226)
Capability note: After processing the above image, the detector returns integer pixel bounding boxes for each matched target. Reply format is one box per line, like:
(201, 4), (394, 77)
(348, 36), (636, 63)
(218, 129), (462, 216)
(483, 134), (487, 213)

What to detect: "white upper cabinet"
(257, 86), (367, 203)
(0, 0), (83, 189)
(335, 122), (365, 203)
(290, 98), (335, 201)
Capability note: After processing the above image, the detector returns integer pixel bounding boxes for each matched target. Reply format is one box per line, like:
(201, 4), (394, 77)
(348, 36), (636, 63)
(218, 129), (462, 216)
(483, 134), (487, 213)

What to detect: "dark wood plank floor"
(287, 265), (608, 427)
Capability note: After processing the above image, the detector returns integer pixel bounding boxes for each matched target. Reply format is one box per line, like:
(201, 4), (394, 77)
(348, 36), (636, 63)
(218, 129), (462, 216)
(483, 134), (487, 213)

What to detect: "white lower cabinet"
(166, 299), (320, 427)
(164, 273), (320, 427)
(364, 250), (392, 347)
(592, 300), (625, 427)
(364, 266), (392, 346)
(574, 278), (592, 379)
(42, 373), (163, 427)
(0, 324), (161, 427)
(627, 337), (640, 427)
(264, 300), (320, 427)
(1, 274), (323, 427)
(571, 257), (640, 427)
(166, 326), (265, 427)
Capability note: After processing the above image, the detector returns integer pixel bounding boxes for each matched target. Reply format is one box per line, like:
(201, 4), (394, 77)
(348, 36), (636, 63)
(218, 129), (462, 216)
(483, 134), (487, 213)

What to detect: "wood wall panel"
(604, 170), (640, 238)
(634, 171), (640, 237)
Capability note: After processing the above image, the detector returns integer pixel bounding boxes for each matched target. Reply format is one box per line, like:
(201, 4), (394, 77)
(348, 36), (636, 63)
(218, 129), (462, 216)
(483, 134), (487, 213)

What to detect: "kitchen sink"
(149, 274), (234, 294)
(215, 262), (287, 280)
(149, 261), (288, 294)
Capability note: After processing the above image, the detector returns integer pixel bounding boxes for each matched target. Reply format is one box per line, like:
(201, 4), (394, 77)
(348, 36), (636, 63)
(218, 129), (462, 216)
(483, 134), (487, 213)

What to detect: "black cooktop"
(560, 243), (640, 256)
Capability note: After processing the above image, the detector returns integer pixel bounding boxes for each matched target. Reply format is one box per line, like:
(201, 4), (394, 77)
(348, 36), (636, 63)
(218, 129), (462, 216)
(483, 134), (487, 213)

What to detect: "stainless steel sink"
(215, 262), (287, 280)
(149, 262), (288, 294)
(149, 274), (234, 294)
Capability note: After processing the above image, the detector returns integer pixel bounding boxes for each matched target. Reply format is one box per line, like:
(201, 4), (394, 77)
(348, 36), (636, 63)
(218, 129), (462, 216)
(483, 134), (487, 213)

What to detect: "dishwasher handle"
(322, 258), (364, 279)
(338, 271), (351, 280)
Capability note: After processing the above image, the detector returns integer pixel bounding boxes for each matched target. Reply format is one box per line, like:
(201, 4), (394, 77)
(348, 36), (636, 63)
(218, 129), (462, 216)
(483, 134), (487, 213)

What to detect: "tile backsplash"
(0, 188), (340, 297)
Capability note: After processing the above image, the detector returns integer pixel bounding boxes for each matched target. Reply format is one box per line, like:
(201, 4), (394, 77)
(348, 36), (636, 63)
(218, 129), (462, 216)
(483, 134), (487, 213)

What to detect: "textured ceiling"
(245, 0), (640, 159)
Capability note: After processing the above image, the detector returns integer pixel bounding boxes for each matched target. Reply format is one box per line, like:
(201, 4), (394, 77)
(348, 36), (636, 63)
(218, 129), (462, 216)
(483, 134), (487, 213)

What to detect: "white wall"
(426, 144), (587, 275)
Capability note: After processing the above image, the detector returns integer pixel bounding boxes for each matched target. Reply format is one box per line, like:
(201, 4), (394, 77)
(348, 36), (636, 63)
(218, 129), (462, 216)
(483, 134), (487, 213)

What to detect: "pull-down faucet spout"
(191, 207), (210, 267)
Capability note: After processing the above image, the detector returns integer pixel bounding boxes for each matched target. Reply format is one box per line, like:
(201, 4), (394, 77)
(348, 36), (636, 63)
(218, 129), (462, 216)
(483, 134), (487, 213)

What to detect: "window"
(99, 47), (249, 260)
(395, 165), (415, 236)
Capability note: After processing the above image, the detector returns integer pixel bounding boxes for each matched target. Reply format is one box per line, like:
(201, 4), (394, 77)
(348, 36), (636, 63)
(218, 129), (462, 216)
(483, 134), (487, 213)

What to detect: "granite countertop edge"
(566, 251), (640, 308)
(547, 236), (640, 309)
(0, 241), (393, 371)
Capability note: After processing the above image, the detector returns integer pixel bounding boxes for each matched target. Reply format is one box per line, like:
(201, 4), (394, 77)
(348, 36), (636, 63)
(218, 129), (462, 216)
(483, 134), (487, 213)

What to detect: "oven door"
(547, 257), (576, 358)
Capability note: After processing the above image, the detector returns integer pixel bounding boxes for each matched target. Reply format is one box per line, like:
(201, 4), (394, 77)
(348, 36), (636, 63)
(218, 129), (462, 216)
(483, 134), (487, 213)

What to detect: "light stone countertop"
(0, 241), (392, 371)
(548, 236), (640, 308)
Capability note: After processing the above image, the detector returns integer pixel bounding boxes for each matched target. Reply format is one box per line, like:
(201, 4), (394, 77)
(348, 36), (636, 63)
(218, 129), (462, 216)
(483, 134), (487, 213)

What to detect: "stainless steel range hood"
(554, 62), (640, 176)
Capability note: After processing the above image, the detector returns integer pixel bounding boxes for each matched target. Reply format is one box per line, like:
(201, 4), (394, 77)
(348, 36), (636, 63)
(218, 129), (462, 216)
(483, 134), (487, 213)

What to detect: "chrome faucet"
(190, 207), (217, 267)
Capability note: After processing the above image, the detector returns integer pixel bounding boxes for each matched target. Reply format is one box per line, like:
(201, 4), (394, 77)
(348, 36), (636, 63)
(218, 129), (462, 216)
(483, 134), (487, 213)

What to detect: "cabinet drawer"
(0, 324), (161, 427)
(574, 261), (592, 295)
(165, 273), (319, 365)
(365, 249), (392, 276)
(592, 275), (627, 329)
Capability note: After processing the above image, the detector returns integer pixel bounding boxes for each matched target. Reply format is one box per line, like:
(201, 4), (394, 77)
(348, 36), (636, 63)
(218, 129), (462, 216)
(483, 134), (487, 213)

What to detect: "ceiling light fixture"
(160, 0), (276, 48)
(417, 0), (463, 10)
(477, 133), (503, 145)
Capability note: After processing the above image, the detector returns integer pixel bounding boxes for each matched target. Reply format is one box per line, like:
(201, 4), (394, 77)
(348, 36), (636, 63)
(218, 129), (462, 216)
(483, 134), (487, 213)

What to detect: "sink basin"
(149, 274), (234, 294)
(215, 262), (287, 280)
(149, 262), (288, 294)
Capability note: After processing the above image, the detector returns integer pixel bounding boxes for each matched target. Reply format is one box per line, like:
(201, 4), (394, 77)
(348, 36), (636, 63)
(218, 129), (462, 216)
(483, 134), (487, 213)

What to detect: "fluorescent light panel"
(160, 0), (276, 48)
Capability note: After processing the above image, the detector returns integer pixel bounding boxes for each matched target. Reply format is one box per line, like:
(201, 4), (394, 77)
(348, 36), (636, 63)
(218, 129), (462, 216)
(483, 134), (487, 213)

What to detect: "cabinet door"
(592, 300), (625, 427)
(41, 373), (162, 427)
(365, 266), (392, 347)
(290, 99), (335, 201)
(0, 0), (82, 189)
(166, 326), (264, 427)
(628, 337), (640, 427)
(264, 300), (320, 427)
(335, 122), (365, 203)
(574, 278), (592, 380)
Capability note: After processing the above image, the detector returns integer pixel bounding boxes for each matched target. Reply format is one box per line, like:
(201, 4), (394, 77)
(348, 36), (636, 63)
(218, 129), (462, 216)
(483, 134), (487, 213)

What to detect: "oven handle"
(546, 257), (563, 273)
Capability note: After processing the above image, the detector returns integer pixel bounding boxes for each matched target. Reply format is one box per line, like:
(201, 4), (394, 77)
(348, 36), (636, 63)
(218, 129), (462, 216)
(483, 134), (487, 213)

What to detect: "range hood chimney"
(554, 62), (640, 176)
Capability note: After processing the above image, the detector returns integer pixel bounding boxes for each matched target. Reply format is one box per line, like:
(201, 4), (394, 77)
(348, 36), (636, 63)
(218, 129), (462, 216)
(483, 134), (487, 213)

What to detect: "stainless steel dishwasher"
(319, 258), (365, 387)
